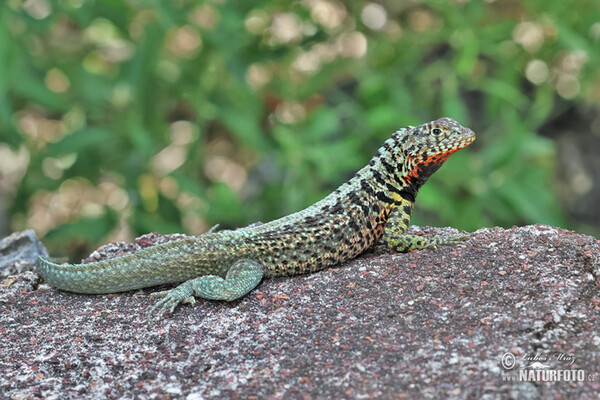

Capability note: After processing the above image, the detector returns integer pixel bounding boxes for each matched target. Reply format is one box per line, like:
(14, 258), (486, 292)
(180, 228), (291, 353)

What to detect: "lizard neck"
(362, 127), (454, 210)
(360, 132), (420, 218)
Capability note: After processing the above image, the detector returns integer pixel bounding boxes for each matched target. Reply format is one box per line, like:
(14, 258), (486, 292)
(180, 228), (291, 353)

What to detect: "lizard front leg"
(382, 205), (469, 252)
(147, 258), (264, 323)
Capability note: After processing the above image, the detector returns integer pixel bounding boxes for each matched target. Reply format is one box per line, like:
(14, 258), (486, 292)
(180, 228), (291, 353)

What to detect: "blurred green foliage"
(1, 0), (599, 255)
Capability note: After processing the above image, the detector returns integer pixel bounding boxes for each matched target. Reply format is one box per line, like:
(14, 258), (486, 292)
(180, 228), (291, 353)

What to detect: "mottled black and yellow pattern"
(36, 117), (475, 321)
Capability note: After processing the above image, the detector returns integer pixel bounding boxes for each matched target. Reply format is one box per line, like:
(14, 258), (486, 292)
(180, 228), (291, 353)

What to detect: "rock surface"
(0, 229), (48, 277)
(0, 225), (599, 399)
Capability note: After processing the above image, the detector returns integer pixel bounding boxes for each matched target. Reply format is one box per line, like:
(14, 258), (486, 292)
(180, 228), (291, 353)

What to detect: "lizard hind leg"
(147, 258), (264, 324)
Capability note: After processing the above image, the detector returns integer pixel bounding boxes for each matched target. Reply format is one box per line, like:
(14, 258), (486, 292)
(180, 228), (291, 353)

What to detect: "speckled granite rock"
(0, 229), (48, 277)
(0, 225), (598, 399)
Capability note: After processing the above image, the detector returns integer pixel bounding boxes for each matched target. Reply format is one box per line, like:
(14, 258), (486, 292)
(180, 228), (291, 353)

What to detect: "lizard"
(36, 117), (475, 322)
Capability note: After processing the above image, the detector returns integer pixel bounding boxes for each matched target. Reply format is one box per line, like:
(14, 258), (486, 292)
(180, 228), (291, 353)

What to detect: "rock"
(0, 229), (48, 277)
(0, 225), (598, 398)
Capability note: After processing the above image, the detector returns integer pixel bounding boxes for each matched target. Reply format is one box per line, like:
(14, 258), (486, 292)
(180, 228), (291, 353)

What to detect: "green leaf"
(45, 211), (118, 244)
(47, 127), (119, 156)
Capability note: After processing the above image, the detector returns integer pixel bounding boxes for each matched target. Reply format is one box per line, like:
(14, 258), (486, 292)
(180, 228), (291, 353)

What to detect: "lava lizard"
(37, 117), (475, 321)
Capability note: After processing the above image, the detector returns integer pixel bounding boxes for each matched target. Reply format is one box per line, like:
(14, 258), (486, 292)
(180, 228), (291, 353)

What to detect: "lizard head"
(396, 117), (475, 189)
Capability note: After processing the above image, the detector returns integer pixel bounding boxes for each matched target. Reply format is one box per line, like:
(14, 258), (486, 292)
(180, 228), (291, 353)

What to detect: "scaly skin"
(36, 117), (475, 321)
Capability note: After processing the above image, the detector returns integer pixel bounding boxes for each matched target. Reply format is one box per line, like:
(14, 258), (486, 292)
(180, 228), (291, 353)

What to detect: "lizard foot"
(384, 233), (470, 252)
(145, 259), (265, 325)
(431, 234), (470, 248)
(147, 281), (195, 324)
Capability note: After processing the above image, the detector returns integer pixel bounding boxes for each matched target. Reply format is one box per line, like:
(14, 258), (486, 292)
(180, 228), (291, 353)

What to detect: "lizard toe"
(182, 296), (196, 306)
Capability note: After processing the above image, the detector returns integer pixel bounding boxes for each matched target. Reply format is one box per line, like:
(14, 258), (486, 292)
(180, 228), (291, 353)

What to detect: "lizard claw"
(182, 296), (196, 306)
(445, 234), (470, 247)
(146, 282), (195, 325)
(147, 294), (179, 325)
(422, 234), (469, 251)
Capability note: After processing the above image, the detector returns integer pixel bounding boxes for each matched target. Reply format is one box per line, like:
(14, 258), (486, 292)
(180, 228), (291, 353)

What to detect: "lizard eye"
(432, 128), (442, 136)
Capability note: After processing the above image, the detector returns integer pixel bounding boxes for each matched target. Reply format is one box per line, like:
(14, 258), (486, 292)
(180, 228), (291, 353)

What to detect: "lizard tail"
(36, 239), (204, 294)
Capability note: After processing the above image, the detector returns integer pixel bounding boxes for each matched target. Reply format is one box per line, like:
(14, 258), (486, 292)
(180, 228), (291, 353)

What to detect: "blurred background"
(0, 0), (599, 258)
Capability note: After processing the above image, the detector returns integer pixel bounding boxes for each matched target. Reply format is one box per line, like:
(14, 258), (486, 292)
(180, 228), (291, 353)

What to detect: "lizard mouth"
(456, 128), (476, 148)
(423, 130), (476, 157)
(447, 129), (476, 152)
